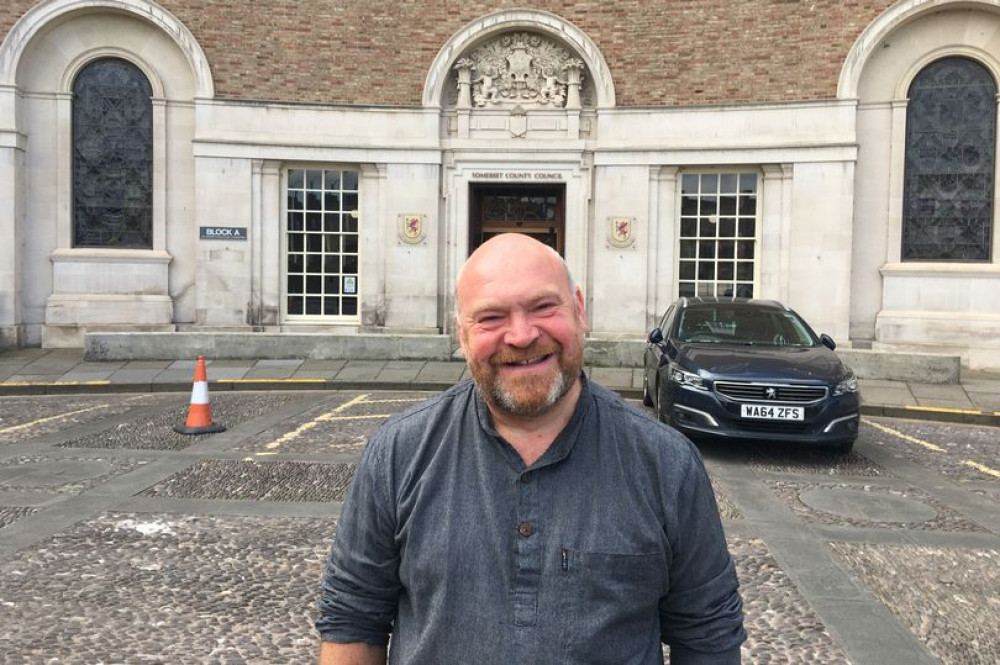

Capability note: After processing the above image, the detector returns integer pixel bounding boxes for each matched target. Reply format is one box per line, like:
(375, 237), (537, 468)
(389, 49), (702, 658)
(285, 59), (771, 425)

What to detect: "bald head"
(456, 234), (574, 317)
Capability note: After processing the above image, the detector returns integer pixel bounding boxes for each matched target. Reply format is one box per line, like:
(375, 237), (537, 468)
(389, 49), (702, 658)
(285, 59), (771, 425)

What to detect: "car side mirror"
(820, 334), (836, 350)
(648, 328), (664, 345)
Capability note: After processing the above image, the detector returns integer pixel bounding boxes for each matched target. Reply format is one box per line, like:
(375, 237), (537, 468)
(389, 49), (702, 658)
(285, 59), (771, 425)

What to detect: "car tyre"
(642, 376), (654, 407)
(831, 438), (856, 455)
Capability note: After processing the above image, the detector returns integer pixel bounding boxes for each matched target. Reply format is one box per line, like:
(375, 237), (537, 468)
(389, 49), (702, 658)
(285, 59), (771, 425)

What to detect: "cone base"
(173, 423), (227, 435)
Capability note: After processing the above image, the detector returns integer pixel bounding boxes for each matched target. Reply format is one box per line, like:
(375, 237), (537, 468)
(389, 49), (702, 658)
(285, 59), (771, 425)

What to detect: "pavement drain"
(57, 393), (301, 451)
(769, 481), (988, 532)
(0, 506), (37, 530)
(0, 512), (335, 663)
(0, 456), (150, 495)
(728, 536), (850, 665)
(140, 459), (356, 503)
(830, 542), (1000, 665)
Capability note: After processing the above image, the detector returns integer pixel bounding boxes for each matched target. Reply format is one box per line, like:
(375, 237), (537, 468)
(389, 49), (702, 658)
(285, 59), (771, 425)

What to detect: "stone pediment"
(453, 32), (586, 110)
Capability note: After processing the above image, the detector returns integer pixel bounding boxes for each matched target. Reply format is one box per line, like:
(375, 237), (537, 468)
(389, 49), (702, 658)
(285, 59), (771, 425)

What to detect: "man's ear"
(573, 286), (589, 332)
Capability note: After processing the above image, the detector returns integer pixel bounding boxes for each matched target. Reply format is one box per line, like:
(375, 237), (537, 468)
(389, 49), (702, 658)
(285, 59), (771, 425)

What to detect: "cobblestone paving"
(0, 455), (150, 495)
(830, 543), (1000, 665)
(141, 460), (356, 502)
(0, 512), (334, 664)
(0, 507), (36, 530)
(0, 394), (169, 444)
(58, 393), (301, 451)
(674, 536), (850, 664)
(748, 449), (884, 477)
(769, 480), (988, 532)
(714, 484), (743, 520)
(971, 488), (1000, 504)
(233, 393), (429, 455)
(865, 417), (1000, 483)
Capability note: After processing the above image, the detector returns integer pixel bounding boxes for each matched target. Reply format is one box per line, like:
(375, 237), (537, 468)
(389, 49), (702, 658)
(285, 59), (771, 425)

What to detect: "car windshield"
(676, 306), (816, 346)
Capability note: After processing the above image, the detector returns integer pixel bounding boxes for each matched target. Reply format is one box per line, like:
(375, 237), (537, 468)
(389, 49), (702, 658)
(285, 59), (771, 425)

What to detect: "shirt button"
(517, 521), (534, 537)
(520, 472), (532, 484)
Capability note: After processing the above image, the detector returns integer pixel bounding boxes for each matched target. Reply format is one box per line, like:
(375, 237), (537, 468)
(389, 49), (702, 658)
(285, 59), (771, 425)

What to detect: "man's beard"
(468, 339), (583, 417)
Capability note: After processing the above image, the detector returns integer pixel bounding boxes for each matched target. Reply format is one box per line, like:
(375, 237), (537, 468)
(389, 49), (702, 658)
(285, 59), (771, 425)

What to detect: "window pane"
(736, 262), (754, 280)
(285, 167), (361, 319)
(72, 58), (153, 248)
(677, 173), (759, 299)
(681, 174), (699, 194)
(903, 57), (995, 260)
(681, 196), (698, 216)
(679, 282), (696, 297)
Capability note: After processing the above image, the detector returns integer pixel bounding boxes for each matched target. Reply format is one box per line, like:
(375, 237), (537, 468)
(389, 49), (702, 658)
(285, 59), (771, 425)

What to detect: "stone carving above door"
(453, 33), (585, 110)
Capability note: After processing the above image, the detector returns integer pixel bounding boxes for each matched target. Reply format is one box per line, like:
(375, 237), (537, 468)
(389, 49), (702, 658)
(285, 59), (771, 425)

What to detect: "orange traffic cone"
(173, 355), (226, 435)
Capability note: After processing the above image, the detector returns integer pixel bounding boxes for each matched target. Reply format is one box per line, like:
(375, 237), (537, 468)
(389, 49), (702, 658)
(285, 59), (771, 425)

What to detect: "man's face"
(456, 238), (588, 418)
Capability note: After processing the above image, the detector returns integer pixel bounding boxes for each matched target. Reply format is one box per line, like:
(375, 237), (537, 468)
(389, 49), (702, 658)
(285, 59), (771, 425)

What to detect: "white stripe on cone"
(190, 381), (209, 405)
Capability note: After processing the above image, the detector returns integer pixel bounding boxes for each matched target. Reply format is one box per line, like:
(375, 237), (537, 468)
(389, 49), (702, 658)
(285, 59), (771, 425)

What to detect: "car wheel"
(831, 438), (855, 455)
(642, 375), (654, 407)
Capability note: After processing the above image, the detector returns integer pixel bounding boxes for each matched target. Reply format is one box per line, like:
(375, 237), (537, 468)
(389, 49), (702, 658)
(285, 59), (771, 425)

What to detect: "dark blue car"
(643, 297), (860, 453)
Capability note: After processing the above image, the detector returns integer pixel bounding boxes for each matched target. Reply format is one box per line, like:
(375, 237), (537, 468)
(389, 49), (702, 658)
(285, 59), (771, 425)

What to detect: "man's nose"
(503, 311), (540, 347)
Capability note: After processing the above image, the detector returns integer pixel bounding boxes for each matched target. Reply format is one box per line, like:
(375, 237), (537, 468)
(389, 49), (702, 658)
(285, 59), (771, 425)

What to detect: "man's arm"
(317, 641), (387, 665)
(659, 446), (746, 663)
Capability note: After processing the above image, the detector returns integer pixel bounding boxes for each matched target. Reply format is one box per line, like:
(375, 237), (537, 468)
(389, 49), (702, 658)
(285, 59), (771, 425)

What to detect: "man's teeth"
(511, 355), (547, 365)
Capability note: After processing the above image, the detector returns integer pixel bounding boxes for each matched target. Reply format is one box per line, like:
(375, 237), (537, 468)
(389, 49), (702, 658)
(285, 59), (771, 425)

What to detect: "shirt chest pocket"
(562, 548), (667, 607)
(556, 549), (668, 663)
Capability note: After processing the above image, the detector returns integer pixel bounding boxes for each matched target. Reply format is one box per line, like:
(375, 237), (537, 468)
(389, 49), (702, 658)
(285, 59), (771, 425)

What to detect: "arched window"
(902, 57), (996, 261)
(72, 58), (153, 248)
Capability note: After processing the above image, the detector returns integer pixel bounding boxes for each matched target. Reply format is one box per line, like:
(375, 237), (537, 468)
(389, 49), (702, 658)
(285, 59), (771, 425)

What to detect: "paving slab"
(332, 360), (387, 381)
(415, 362), (466, 383)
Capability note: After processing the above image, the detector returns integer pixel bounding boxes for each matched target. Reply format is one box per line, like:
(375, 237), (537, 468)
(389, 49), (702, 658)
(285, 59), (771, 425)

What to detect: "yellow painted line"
(0, 404), (111, 434)
(963, 460), (1000, 479)
(219, 379), (327, 384)
(1, 380), (112, 387)
(862, 418), (946, 453)
(256, 393), (372, 454)
(904, 405), (984, 416)
(361, 398), (426, 404)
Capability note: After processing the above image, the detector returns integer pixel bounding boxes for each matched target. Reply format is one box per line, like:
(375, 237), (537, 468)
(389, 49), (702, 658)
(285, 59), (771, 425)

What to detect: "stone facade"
(1, 0), (999, 369)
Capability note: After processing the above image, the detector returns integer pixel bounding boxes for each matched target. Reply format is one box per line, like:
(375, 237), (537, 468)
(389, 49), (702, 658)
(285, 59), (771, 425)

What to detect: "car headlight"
(670, 368), (708, 391)
(834, 373), (858, 396)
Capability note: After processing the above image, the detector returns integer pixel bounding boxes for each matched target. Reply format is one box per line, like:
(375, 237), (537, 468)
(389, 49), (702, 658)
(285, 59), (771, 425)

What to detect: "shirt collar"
(472, 373), (592, 471)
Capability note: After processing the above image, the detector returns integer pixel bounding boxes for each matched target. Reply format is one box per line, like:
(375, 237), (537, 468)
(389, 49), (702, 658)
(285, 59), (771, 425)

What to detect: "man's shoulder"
(586, 380), (700, 460)
(369, 379), (477, 444)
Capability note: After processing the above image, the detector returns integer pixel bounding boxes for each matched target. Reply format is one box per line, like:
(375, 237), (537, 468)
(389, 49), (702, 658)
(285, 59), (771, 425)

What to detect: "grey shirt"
(316, 377), (745, 664)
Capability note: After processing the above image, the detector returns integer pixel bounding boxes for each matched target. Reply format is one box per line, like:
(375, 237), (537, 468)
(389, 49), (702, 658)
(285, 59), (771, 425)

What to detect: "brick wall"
(2, 0), (893, 106)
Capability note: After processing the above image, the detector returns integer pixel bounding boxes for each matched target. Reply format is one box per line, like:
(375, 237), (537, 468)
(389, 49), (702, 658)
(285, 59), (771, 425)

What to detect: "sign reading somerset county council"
(199, 226), (248, 240)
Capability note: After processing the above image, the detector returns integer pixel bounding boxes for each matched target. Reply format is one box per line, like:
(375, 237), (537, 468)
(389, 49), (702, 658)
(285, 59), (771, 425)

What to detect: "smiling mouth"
(498, 352), (554, 368)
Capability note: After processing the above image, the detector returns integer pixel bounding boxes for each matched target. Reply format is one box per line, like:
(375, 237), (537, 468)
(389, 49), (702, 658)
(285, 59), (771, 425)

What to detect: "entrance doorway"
(469, 183), (565, 255)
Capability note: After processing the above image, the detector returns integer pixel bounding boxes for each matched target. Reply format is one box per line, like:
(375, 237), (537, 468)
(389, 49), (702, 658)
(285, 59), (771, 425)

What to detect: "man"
(316, 234), (745, 664)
